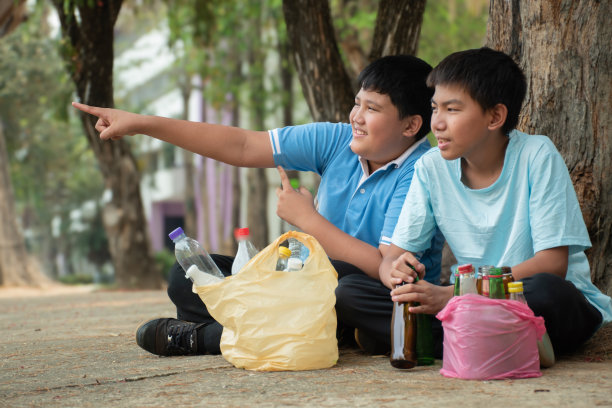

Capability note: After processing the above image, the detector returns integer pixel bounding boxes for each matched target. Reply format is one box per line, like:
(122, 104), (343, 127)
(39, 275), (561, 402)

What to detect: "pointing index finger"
(277, 166), (291, 189)
(72, 101), (102, 117)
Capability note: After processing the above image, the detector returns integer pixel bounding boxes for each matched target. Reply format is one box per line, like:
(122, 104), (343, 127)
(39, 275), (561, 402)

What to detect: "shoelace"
(166, 323), (196, 354)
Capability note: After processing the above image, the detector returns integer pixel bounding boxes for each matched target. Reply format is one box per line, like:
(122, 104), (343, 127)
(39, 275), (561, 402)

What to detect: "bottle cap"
(168, 227), (185, 240)
(508, 281), (524, 293)
(278, 247), (291, 257)
(457, 263), (473, 274)
(478, 265), (493, 275)
(234, 227), (250, 237)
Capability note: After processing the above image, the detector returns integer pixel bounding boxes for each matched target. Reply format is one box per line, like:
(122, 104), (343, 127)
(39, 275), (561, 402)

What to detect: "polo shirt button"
(360, 188), (366, 194)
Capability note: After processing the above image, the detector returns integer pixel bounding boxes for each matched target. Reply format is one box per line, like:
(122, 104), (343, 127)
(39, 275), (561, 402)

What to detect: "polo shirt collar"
(358, 138), (429, 179)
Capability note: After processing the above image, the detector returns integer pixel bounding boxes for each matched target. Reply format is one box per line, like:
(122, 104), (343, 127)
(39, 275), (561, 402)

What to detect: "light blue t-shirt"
(269, 122), (444, 284)
(392, 130), (612, 324)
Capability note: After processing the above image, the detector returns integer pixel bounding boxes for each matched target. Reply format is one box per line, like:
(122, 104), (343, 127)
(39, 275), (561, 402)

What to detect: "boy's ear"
(488, 103), (508, 131)
(402, 115), (423, 138)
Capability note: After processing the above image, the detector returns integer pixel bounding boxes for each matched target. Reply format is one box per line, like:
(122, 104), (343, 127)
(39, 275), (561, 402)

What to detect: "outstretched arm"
(72, 102), (275, 168)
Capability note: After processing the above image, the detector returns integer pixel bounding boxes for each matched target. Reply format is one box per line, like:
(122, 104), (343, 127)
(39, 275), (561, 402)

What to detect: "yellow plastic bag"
(195, 231), (339, 371)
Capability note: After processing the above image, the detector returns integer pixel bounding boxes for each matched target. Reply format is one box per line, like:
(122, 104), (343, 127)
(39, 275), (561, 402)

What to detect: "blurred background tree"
(1, 0), (490, 287)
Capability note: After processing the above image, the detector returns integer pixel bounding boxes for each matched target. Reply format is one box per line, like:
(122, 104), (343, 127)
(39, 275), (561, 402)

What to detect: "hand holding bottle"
(386, 251), (424, 288)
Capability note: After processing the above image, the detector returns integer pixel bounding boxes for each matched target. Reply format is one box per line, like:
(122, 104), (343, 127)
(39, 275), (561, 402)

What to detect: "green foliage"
(0, 2), (106, 273)
(154, 248), (176, 281)
(58, 273), (94, 285)
(418, 0), (489, 66)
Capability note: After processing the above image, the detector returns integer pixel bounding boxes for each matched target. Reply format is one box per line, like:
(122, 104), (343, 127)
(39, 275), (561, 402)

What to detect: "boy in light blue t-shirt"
(381, 48), (612, 360)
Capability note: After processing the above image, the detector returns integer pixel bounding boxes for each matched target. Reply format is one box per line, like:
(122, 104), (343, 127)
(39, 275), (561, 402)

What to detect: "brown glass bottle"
(390, 283), (417, 369)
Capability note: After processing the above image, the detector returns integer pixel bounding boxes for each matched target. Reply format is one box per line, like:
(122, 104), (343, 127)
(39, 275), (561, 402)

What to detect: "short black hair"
(358, 55), (433, 141)
(426, 47), (526, 135)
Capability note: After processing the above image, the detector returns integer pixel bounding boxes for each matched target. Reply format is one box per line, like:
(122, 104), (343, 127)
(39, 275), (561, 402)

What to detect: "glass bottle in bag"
(275, 247), (292, 271)
(501, 266), (514, 299)
(478, 265), (493, 297)
(169, 227), (224, 286)
(488, 267), (506, 299)
(231, 227), (259, 275)
(458, 264), (478, 295)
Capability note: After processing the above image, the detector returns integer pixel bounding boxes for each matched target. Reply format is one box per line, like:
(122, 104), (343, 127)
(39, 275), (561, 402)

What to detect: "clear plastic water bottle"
(231, 227), (259, 275)
(287, 238), (304, 271)
(275, 247), (292, 271)
(508, 281), (555, 367)
(169, 227), (224, 286)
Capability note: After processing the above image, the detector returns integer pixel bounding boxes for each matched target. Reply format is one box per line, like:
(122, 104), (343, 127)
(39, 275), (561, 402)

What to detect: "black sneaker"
(136, 318), (206, 356)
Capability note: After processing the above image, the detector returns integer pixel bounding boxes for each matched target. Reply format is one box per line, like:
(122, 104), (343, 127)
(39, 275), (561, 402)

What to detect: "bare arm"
(511, 246), (569, 280)
(72, 102), (275, 168)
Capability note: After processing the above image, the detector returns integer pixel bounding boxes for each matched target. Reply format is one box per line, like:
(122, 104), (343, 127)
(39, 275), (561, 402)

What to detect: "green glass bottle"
(488, 267), (506, 299)
(416, 311), (435, 366)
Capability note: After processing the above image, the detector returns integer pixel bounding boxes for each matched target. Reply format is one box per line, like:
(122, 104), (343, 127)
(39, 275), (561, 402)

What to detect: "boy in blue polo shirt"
(381, 48), (612, 361)
(73, 55), (444, 357)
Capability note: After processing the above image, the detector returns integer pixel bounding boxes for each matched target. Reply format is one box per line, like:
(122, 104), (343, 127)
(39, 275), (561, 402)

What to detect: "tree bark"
(53, 0), (161, 289)
(282, 0), (427, 123)
(369, 0), (426, 61)
(180, 79), (197, 239)
(246, 6), (269, 250)
(282, 0), (354, 122)
(487, 0), (612, 296)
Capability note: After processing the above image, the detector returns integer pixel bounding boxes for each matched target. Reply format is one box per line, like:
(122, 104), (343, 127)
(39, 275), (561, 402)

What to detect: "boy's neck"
(460, 132), (509, 189)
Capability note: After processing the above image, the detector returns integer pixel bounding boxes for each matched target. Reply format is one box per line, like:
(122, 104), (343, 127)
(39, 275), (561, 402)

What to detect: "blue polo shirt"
(269, 122), (444, 284)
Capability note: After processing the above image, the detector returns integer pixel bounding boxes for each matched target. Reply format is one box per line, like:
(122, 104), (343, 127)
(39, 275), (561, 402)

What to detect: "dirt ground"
(1, 285), (611, 408)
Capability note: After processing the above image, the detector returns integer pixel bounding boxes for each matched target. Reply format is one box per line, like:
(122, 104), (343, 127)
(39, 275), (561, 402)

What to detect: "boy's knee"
(522, 272), (572, 313)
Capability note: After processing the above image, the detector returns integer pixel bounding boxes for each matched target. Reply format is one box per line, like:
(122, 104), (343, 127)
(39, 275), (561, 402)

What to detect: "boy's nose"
(351, 108), (365, 124)
(431, 114), (444, 131)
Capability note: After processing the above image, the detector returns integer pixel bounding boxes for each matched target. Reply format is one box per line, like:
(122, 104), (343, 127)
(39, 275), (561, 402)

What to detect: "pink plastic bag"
(436, 294), (546, 380)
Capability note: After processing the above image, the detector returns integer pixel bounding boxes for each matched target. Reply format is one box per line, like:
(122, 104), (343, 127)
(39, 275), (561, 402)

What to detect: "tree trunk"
(487, 0), (612, 296)
(0, 122), (49, 286)
(229, 68), (241, 255)
(53, 1), (161, 289)
(282, 0), (354, 122)
(246, 5), (269, 249)
(369, 0), (426, 60)
(282, 0), (427, 123)
(180, 79), (197, 239)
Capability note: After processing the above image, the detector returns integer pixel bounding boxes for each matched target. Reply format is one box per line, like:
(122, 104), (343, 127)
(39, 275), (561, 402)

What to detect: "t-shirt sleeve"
(528, 138), (591, 254)
(269, 122), (349, 174)
(391, 158), (437, 252)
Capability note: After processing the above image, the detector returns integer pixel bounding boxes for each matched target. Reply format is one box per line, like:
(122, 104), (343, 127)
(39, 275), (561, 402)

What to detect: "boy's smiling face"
(431, 84), (496, 162)
(349, 88), (418, 172)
